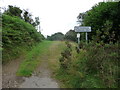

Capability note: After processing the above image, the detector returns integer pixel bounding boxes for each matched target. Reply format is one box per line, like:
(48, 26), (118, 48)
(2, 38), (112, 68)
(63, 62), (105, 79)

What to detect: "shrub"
(2, 14), (44, 63)
(59, 41), (72, 69)
(76, 42), (119, 88)
(57, 41), (119, 88)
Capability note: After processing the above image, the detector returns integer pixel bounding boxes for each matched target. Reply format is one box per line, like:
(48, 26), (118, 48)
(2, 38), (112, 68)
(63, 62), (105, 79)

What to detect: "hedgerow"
(2, 14), (44, 63)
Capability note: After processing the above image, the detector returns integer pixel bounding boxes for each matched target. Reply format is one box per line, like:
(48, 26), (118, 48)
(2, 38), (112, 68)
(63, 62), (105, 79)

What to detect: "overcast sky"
(1, 0), (104, 36)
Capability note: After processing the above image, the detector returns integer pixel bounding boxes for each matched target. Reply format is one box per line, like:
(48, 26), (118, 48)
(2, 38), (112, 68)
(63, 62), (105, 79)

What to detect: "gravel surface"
(2, 57), (25, 88)
(2, 42), (62, 88)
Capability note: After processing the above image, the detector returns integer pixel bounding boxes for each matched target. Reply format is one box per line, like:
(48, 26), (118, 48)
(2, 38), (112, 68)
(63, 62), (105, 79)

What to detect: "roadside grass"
(47, 41), (66, 72)
(43, 41), (67, 87)
(16, 40), (53, 76)
(54, 41), (79, 88)
(47, 41), (78, 88)
(54, 41), (119, 88)
(55, 42), (105, 88)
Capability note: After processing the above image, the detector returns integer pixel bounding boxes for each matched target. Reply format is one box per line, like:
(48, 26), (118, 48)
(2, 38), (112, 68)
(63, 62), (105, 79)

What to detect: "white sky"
(1, 0), (104, 36)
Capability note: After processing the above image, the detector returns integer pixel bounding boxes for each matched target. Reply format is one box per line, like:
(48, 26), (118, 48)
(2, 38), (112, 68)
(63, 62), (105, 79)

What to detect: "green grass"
(2, 14), (44, 63)
(47, 41), (66, 72)
(16, 40), (53, 76)
(55, 41), (119, 88)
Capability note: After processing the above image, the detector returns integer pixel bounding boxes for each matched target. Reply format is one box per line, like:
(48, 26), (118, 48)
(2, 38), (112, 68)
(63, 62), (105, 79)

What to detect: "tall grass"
(55, 41), (119, 88)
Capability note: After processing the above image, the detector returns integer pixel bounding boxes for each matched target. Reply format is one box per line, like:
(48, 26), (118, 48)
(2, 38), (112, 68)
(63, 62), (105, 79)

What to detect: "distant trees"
(47, 30), (77, 42)
(77, 2), (120, 43)
(64, 30), (77, 42)
(47, 32), (64, 41)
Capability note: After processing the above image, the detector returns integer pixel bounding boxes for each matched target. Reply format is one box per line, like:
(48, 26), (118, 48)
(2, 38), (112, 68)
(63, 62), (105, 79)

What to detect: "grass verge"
(54, 41), (119, 88)
(48, 41), (66, 72)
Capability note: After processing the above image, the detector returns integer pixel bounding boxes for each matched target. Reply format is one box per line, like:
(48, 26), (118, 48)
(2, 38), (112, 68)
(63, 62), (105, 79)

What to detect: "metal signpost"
(77, 33), (80, 44)
(74, 26), (91, 44)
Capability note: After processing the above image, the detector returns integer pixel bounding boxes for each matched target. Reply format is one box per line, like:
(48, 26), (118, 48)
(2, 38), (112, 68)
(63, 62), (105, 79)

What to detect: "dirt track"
(2, 41), (63, 88)
(2, 57), (25, 88)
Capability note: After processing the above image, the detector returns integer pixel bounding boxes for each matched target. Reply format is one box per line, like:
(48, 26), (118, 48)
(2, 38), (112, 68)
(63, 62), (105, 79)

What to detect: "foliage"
(78, 2), (120, 43)
(47, 32), (64, 41)
(2, 14), (44, 63)
(79, 42), (119, 88)
(4, 5), (22, 19)
(59, 41), (72, 69)
(17, 41), (52, 76)
(56, 42), (119, 88)
(33, 17), (40, 27)
(23, 9), (33, 24)
(3, 5), (40, 27)
(64, 30), (77, 42)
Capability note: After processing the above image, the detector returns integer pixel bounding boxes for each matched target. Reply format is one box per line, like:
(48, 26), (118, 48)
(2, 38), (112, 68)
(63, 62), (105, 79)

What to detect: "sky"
(1, 0), (104, 37)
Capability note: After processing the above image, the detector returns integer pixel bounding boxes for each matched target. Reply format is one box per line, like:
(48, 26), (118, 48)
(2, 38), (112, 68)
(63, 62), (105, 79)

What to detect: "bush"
(57, 41), (119, 88)
(2, 14), (44, 63)
(75, 42), (119, 88)
(59, 41), (72, 69)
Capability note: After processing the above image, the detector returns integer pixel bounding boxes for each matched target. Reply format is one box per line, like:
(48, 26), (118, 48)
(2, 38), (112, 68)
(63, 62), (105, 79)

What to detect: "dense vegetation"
(2, 6), (44, 64)
(47, 30), (77, 42)
(2, 2), (119, 88)
(56, 41), (119, 88)
(54, 2), (119, 88)
(47, 32), (64, 41)
(4, 5), (40, 27)
(78, 2), (120, 43)
(64, 30), (77, 42)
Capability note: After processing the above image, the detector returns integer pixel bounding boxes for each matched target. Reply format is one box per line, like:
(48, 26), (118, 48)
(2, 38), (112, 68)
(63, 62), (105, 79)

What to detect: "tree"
(3, 5), (41, 28)
(47, 32), (64, 41)
(4, 5), (22, 18)
(23, 10), (40, 28)
(64, 30), (77, 42)
(78, 2), (120, 43)
(32, 17), (40, 31)
(35, 17), (40, 26)
(23, 9), (34, 25)
(77, 13), (86, 26)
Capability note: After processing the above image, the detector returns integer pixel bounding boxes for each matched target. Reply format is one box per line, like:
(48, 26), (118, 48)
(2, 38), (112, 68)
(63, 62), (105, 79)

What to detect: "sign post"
(77, 33), (80, 44)
(74, 26), (91, 44)
(86, 32), (88, 43)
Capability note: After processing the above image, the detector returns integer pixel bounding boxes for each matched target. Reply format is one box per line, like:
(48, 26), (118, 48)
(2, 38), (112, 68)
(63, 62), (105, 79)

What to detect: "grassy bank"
(54, 41), (119, 88)
(17, 41), (52, 76)
(2, 14), (44, 64)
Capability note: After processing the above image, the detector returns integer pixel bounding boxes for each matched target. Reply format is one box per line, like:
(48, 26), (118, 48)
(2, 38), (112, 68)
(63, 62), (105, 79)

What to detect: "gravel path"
(3, 41), (62, 88)
(19, 59), (59, 88)
(19, 42), (60, 88)
(2, 57), (25, 88)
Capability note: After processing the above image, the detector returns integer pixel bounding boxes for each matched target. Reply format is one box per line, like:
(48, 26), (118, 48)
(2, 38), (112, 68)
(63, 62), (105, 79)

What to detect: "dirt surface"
(2, 41), (63, 88)
(19, 42), (61, 88)
(19, 57), (59, 88)
(2, 57), (25, 88)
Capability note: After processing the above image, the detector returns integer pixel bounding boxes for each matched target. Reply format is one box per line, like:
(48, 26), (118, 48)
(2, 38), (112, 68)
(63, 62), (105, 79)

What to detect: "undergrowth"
(55, 41), (119, 88)
(2, 14), (44, 64)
